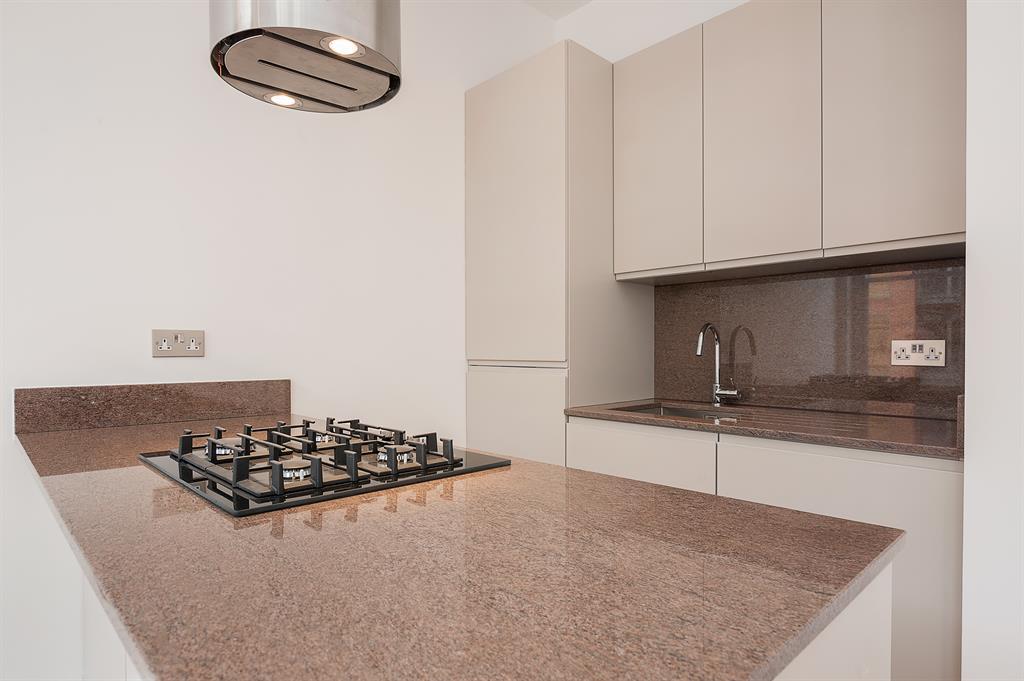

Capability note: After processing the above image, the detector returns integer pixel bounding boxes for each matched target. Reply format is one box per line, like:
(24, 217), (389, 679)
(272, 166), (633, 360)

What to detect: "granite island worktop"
(16, 414), (903, 681)
(566, 399), (962, 460)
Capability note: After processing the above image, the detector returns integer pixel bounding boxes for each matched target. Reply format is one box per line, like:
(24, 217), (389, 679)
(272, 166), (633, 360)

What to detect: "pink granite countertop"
(18, 415), (903, 681)
(566, 399), (962, 461)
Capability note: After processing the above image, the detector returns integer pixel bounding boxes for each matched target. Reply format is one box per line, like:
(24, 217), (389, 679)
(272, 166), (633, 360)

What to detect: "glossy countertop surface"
(18, 415), (903, 681)
(566, 399), (962, 461)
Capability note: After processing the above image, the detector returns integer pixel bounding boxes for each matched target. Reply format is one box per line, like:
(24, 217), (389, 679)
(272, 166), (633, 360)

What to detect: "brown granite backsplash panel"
(655, 260), (964, 419)
(14, 380), (290, 433)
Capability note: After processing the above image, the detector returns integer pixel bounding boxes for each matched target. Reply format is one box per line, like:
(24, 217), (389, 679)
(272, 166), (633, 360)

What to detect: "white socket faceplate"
(891, 340), (945, 367)
(152, 330), (205, 358)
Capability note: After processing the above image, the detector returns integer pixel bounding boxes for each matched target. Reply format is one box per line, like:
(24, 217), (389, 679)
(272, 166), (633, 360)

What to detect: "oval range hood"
(209, 0), (401, 113)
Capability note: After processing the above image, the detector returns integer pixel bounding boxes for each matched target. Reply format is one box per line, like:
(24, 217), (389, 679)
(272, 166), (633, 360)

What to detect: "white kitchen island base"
(777, 563), (893, 680)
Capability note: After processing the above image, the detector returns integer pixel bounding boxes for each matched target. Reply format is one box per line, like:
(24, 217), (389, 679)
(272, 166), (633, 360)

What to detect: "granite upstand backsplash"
(655, 259), (964, 420)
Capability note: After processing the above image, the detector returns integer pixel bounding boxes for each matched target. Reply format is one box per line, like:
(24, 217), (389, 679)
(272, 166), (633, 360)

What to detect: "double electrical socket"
(152, 329), (205, 357)
(891, 339), (945, 367)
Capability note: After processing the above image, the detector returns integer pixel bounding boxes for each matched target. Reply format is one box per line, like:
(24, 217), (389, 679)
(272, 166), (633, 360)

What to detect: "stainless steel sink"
(617, 404), (739, 420)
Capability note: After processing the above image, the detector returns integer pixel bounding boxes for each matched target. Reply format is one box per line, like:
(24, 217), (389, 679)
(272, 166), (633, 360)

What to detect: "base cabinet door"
(467, 366), (567, 465)
(566, 417), (717, 494)
(717, 435), (963, 681)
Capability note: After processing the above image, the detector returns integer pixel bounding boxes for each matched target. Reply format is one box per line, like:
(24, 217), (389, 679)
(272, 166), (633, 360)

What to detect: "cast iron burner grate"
(138, 417), (510, 516)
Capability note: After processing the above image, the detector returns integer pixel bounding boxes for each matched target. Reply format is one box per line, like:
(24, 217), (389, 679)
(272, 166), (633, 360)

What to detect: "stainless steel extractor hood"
(210, 0), (401, 113)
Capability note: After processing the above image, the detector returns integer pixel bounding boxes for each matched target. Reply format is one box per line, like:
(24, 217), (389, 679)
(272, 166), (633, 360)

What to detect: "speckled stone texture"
(655, 259), (965, 420)
(19, 415), (902, 681)
(13, 380), (290, 433)
(566, 399), (962, 460)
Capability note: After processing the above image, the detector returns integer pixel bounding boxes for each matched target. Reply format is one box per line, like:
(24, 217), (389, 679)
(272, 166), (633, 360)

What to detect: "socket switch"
(891, 339), (945, 367)
(152, 330), (205, 357)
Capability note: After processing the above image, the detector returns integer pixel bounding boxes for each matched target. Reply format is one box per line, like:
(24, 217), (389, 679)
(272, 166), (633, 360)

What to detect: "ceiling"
(523, 0), (592, 20)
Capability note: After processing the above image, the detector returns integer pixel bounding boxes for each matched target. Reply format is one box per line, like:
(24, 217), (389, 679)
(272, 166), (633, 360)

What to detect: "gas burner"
(280, 459), (311, 481)
(377, 446), (415, 465)
(139, 417), (510, 516)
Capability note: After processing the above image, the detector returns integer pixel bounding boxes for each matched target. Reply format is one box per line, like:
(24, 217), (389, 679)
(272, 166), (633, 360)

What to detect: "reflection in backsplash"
(655, 259), (965, 419)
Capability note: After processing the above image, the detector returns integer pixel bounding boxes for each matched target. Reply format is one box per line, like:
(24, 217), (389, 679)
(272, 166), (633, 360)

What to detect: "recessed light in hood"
(209, 0), (401, 114)
(267, 93), (300, 108)
(325, 37), (362, 57)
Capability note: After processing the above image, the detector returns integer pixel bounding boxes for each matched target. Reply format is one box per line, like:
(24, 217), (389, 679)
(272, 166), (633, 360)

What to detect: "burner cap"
(377, 445), (415, 464)
(280, 458), (312, 481)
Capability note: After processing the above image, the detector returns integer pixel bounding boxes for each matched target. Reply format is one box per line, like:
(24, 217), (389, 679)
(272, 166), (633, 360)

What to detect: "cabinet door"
(566, 417), (716, 494)
(466, 43), (567, 363)
(717, 435), (963, 681)
(613, 27), (703, 275)
(703, 0), (822, 264)
(822, 0), (965, 249)
(467, 366), (566, 465)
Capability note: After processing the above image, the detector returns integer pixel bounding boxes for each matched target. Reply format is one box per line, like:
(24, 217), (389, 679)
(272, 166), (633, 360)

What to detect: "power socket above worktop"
(891, 340), (945, 367)
(152, 329), (205, 357)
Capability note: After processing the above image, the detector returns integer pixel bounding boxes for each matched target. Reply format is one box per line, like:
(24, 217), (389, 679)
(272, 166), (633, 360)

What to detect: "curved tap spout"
(695, 322), (739, 406)
(696, 322), (720, 357)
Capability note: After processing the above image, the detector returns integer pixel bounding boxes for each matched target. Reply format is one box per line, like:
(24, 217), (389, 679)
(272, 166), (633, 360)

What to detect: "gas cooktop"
(139, 417), (510, 516)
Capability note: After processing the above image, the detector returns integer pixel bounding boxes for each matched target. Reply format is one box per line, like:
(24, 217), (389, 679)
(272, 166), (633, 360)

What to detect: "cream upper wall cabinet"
(613, 26), (703, 275)
(702, 0), (822, 265)
(466, 43), (568, 363)
(822, 0), (966, 250)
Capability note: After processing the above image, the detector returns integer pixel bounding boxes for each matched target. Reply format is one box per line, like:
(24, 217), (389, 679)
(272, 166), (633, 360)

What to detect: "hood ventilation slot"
(257, 60), (360, 93)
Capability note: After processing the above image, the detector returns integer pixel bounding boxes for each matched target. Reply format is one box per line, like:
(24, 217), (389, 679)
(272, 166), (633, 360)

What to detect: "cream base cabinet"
(566, 417), (716, 494)
(465, 40), (654, 464)
(717, 435), (963, 681)
(467, 366), (567, 466)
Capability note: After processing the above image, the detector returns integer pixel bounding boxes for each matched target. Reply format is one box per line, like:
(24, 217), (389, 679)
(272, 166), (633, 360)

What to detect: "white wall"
(962, 1), (1024, 678)
(0, 2), (553, 677)
(0, 0), (553, 442)
(554, 0), (744, 62)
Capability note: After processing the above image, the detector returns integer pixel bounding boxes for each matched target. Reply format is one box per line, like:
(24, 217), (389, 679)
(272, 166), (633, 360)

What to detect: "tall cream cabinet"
(702, 0), (822, 267)
(614, 0), (966, 283)
(613, 25), (703, 277)
(822, 0), (966, 253)
(465, 41), (653, 465)
(465, 40), (567, 364)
